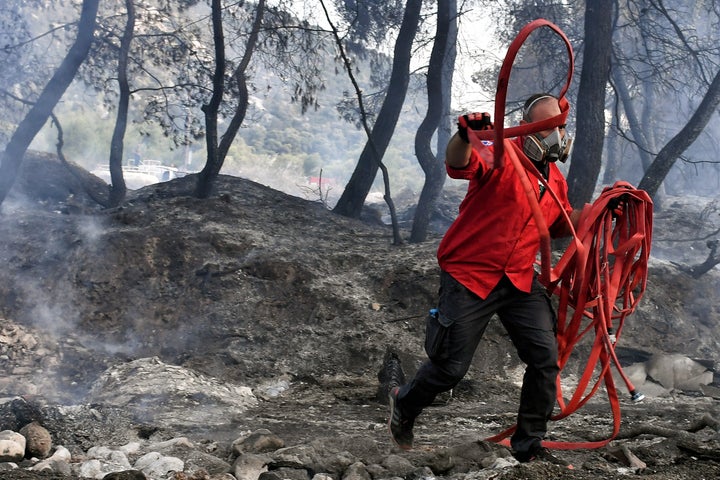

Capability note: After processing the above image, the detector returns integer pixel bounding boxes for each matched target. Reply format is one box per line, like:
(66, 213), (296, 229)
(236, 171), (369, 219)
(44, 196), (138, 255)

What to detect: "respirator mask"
(523, 128), (573, 163)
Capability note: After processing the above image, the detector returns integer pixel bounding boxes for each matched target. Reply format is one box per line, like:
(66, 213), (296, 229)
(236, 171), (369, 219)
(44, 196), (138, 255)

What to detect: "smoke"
(650, 194), (720, 266)
(77, 215), (105, 246)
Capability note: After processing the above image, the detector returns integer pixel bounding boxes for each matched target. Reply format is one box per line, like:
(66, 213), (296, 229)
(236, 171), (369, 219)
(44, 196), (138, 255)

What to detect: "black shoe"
(388, 386), (414, 450)
(514, 447), (571, 467)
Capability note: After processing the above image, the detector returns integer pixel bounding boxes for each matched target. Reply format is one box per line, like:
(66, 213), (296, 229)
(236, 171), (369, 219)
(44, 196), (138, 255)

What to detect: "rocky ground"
(1, 152), (720, 479)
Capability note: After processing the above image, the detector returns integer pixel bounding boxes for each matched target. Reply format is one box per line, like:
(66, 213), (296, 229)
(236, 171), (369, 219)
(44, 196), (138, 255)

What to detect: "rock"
(311, 436), (382, 469)
(0, 463), (18, 472)
(0, 397), (43, 432)
(271, 444), (319, 469)
(80, 459), (109, 479)
(259, 467), (310, 480)
(118, 442), (142, 456)
(410, 465), (436, 480)
(133, 451), (184, 478)
(450, 441), (504, 464)
(676, 371), (715, 391)
(646, 354), (712, 390)
(232, 452), (271, 480)
(699, 383), (720, 399)
(363, 463), (388, 478)
(19, 421), (52, 458)
(88, 357), (258, 428)
(148, 437), (194, 451)
(616, 362), (647, 390)
(380, 454), (415, 477)
(80, 446), (133, 478)
(28, 445), (71, 472)
(341, 462), (371, 480)
(102, 470), (147, 479)
(159, 441), (232, 476)
(313, 450), (356, 474)
(232, 429), (285, 454)
(0, 430), (25, 462)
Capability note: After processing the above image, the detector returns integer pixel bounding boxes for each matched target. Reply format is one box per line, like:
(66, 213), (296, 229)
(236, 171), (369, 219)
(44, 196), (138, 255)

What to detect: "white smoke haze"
(77, 215), (106, 246)
(651, 194), (720, 265)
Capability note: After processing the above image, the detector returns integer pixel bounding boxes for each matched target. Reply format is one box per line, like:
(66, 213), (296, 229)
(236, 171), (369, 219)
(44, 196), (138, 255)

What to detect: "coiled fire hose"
(465, 19), (654, 449)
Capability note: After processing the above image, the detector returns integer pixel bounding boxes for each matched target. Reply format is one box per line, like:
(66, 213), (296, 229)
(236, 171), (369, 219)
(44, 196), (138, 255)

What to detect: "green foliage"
(4, 0), (433, 203)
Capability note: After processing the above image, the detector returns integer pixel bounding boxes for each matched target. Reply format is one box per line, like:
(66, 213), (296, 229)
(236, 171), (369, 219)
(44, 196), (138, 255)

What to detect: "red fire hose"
(466, 19), (654, 449)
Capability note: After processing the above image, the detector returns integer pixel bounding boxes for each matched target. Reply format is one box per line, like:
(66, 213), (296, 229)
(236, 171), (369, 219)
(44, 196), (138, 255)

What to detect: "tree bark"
(409, 0), (453, 243)
(217, 0), (264, 165)
(602, 108), (619, 185)
(196, 0), (226, 199)
(108, 0), (135, 207)
(437, 0), (457, 162)
(638, 67), (720, 199)
(612, 67), (654, 172)
(196, 0), (264, 199)
(672, 240), (720, 278)
(0, 0), (100, 206)
(565, 0), (613, 208)
(332, 0), (423, 219)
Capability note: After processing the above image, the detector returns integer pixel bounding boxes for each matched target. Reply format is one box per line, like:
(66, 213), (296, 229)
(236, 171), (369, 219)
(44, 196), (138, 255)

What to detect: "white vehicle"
(91, 159), (182, 189)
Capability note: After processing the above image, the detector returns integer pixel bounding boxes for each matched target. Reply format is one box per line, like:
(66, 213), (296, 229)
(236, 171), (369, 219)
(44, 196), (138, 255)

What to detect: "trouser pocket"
(424, 308), (454, 361)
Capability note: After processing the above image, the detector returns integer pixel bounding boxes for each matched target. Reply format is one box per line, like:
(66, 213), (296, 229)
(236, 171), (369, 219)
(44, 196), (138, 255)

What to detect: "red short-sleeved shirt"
(437, 137), (573, 299)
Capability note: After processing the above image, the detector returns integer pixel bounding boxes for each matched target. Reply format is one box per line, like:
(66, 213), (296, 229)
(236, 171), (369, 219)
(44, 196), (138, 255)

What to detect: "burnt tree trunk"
(195, 0), (265, 199)
(638, 67), (720, 199)
(108, 0), (135, 207)
(332, 0), (422, 219)
(0, 0), (100, 206)
(565, 0), (613, 207)
(673, 240), (720, 278)
(195, 0), (226, 199)
(410, 0), (454, 243)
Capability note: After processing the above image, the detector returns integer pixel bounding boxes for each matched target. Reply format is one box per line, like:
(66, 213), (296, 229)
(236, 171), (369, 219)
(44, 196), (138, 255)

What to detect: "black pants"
(397, 271), (559, 454)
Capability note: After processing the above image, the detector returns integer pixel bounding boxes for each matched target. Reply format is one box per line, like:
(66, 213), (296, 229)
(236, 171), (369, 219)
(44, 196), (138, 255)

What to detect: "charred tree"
(0, 0), (100, 206)
(332, 0), (422, 220)
(672, 240), (720, 279)
(565, 0), (613, 207)
(107, 0), (135, 207)
(195, 0), (265, 199)
(195, 0), (226, 199)
(409, 0), (454, 243)
(637, 67), (720, 200)
(319, 0), (403, 244)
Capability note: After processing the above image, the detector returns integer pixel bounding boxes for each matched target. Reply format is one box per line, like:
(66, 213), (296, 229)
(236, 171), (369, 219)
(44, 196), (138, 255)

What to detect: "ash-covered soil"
(1, 152), (720, 479)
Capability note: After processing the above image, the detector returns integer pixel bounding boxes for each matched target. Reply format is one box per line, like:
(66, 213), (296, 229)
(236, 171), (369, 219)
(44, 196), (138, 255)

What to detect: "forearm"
(569, 208), (582, 230)
(551, 206), (587, 238)
(445, 132), (472, 169)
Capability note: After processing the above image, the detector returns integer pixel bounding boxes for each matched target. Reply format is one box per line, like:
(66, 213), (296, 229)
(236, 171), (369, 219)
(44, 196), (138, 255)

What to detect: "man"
(388, 94), (581, 463)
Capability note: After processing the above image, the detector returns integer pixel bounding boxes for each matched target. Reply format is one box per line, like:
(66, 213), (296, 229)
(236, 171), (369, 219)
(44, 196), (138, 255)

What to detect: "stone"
(19, 421), (52, 458)
(133, 451), (184, 478)
(29, 445), (72, 472)
(0, 430), (26, 462)
(80, 446), (133, 478)
(102, 470), (148, 479)
(259, 467), (310, 480)
(232, 452), (270, 480)
(342, 461), (371, 480)
(646, 354), (711, 390)
(232, 429), (285, 454)
(381, 454), (415, 477)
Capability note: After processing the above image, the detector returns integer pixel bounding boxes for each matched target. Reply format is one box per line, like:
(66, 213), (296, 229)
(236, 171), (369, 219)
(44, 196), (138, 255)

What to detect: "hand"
(457, 112), (493, 143)
(607, 194), (629, 219)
